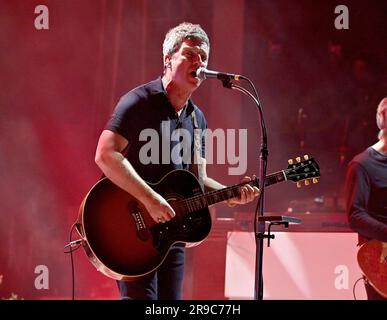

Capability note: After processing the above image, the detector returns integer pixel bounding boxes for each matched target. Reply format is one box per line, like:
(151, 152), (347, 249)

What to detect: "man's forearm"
(95, 150), (155, 203)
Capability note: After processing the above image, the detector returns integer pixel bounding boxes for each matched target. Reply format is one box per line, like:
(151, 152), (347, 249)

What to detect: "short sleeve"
(105, 92), (142, 143)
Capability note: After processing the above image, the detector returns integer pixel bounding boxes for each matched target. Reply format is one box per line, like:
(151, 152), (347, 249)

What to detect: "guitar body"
(77, 170), (211, 281)
(357, 240), (387, 298)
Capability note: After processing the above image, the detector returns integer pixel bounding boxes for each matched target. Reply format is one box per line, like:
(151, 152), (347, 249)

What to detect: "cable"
(240, 75), (261, 102)
(227, 76), (268, 300)
(230, 76), (267, 237)
(352, 276), (364, 300)
(63, 222), (82, 300)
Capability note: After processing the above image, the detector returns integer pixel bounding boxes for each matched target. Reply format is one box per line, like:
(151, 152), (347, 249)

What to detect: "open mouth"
(190, 70), (198, 78)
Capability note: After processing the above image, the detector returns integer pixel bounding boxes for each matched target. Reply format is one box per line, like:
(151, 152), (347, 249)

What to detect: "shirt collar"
(146, 77), (166, 95)
(147, 77), (196, 117)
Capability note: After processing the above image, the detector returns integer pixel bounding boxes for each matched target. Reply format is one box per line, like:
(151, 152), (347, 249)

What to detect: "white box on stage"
(225, 232), (367, 299)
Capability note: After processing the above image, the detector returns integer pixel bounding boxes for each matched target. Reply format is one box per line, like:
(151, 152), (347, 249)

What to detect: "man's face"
(377, 99), (387, 130)
(165, 39), (209, 92)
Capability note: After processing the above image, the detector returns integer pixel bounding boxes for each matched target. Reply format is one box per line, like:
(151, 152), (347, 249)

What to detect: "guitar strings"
(173, 183), (244, 212)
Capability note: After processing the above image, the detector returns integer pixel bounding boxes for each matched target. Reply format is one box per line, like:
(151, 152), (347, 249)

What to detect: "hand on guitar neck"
(226, 175), (260, 207)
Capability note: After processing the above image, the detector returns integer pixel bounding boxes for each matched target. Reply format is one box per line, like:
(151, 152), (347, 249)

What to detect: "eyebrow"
(183, 47), (208, 60)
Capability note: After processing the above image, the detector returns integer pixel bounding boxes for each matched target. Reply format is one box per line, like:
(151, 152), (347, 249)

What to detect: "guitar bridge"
(129, 201), (149, 241)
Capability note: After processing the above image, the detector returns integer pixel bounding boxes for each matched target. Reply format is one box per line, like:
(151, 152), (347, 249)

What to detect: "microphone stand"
(221, 77), (268, 300)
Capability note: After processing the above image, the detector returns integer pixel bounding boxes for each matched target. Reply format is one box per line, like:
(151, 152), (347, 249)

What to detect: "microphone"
(196, 67), (242, 81)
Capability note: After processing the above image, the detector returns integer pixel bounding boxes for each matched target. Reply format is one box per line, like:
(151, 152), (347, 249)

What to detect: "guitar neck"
(183, 170), (287, 211)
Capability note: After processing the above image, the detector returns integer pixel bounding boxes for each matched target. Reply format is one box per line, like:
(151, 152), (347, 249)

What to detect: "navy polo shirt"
(106, 78), (207, 183)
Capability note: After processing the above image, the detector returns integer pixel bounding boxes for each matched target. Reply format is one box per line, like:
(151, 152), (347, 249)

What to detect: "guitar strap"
(191, 109), (204, 191)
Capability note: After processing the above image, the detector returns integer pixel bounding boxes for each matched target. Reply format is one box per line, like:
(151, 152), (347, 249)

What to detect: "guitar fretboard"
(179, 170), (286, 213)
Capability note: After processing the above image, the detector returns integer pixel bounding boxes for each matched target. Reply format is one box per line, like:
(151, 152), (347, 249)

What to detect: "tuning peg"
(303, 155), (309, 160)
(312, 178), (318, 184)
(296, 182), (301, 188)
(304, 180), (310, 186)
(288, 159), (293, 165)
(296, 157), (301, 163)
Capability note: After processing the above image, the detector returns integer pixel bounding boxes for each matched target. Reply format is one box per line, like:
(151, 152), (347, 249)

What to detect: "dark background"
(0, 0), (386, 299)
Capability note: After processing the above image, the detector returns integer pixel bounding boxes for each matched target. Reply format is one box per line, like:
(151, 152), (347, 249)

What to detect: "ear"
(164, 55), (172, 68)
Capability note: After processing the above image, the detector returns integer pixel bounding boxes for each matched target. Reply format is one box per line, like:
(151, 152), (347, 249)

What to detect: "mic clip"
(221, 77), (233, 89)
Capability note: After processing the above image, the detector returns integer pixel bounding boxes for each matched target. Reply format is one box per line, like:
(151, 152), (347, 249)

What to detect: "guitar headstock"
(285, 155), (320, 187)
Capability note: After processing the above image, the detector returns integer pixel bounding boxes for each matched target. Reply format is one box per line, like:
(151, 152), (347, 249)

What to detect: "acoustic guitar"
(357, 239), (387, 298)
(76, 156), (320, 281)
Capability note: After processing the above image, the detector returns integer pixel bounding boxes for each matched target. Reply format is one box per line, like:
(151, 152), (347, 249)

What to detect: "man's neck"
(372, 138), (387, 155)
(162, 76), (190, 112)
